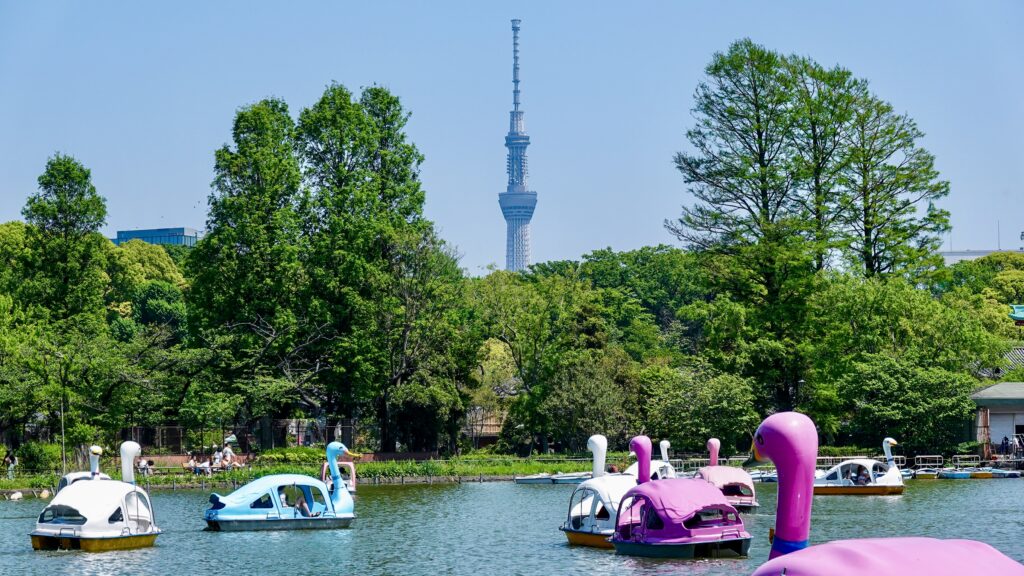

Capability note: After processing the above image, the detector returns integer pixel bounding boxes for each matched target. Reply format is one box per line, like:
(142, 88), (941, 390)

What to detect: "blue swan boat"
(204, 442), (356, 531)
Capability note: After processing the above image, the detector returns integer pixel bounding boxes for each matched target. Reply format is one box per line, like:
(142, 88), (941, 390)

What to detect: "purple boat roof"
(623, 478), (733, 523)
(697, 465), (755, 489)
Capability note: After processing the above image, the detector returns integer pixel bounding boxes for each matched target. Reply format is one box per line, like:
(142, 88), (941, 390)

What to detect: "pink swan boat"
(610, 435), (751, 558)
(749, 412), (1024, 575)
(696, 438), (759, 512)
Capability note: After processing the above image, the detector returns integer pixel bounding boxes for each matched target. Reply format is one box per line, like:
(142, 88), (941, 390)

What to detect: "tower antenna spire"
(512, 18), (521, 112)
(498, 18), (537, 272)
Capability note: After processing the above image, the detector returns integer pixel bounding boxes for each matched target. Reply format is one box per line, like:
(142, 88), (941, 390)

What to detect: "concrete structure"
(114, 227), (199, 247)
(499, 19), (537, 272)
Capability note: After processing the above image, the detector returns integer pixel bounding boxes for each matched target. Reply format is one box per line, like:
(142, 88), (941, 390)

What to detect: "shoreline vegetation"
(0, 444), (909, 495)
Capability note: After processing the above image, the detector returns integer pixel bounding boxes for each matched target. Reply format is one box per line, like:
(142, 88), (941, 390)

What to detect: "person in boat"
(278, 486), (318, 517)
(608, 464), (619, 473)
(856, 467), (870, 486)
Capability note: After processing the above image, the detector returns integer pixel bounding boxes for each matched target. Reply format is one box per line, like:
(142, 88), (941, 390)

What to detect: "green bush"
(955, 441), (981, 455)
(253, 446), (327, 465)
(818, 446), (876, 457)
(16, 442), (62, 473)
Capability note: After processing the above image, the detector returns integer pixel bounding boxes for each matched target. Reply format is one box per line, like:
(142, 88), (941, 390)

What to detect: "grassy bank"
(0, 454), (610, 493)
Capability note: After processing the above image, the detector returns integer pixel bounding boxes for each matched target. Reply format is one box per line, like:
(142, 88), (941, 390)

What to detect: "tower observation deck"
(499, 18), (537, 272)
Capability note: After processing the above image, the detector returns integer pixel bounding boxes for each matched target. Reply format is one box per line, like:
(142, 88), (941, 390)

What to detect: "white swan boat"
(31, 442), (160, 551)
(813, 438), (904, 495)
(560, 434), (637, 548)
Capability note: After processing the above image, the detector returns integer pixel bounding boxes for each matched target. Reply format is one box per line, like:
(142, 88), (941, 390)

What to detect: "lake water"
(2, 479), (1024, 575)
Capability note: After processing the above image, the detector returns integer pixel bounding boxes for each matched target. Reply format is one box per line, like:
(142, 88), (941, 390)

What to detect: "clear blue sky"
(1, 1), (1021, 273)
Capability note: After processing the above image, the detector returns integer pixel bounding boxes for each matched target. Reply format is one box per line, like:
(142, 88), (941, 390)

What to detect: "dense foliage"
(0, 41), (1018, 460)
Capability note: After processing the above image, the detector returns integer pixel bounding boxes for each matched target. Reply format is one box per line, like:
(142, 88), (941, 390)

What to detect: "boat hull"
(938, 471), (971, 479)
(30, 532), (158, 552)
(205, 517), (353, 531)
(813, 485), (904, 495)
(612, 536), (751, 558)
(969, 471), (994, 479)
(513, 474), (553, 485)
(551, 473), (591, 485)
(733, 502), (760, 513)
(561, 528), (613, 549)
(915, 472), (938, 479)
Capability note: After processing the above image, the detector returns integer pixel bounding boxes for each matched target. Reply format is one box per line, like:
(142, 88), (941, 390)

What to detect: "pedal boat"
(205, 442), (355, 531)
(610, 436), (751, 558)
(30, 442), (160, 551)
(560, 434), (636, 548)
(813, 438), (904, 495)
(696, 438), (759, 512)
(913, 455), (943, 479)
(937, 468), (971, 479)
(965, 467), (994, 479)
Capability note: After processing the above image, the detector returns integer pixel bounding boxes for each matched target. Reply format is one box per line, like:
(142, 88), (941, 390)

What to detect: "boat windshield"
(38, 504), (87, 525)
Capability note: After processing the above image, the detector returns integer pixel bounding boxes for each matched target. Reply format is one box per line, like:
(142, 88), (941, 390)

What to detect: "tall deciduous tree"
(187, 98), (319, 421)
(843, 94), (950, 277)
(667, 39), (811, 410)
(297, 83), (472, 450)
(21, 154), (108, 325)
(786, 57), (862, 271)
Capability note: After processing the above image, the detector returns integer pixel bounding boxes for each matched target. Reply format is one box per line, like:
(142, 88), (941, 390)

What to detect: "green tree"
(20, 154), (109, 325)
(539, 351), (627, 452)
(187, 98), (316, 424)
(842, 355), (976, 454)
(0, 222), (29, 297)
(786, 57), (862, 271)
(297, 84), (450, 448)
(667, 39), (812, 411)
(842, 93), (950, 277)
(646, 362), (759, 455)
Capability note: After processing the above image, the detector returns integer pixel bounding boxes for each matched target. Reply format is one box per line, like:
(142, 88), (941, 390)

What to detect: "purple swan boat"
(610, 436), (751, 558)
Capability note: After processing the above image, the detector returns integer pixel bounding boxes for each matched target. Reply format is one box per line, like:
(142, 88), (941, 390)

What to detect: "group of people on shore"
(183, 444), (243, 476)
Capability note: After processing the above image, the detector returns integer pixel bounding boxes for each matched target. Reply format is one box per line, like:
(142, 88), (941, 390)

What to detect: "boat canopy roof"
(623, 478), (731, 523)
(573, 473), (637, 509)
(59, 471), (111, 486)
(822, 458), (887, 473)
(214, 473), (329, 507)
(697, 465), (755, 489)
(39, 479), (154, 532)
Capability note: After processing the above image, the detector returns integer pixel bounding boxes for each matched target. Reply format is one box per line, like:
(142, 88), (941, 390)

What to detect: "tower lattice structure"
(499, 18), (537, 272)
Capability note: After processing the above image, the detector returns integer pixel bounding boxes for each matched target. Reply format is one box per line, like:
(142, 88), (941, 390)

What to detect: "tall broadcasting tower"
(499, 18), (537, 272)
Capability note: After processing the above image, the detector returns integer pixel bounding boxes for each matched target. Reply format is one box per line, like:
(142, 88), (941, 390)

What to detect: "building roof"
(972, 382), (1024, 406)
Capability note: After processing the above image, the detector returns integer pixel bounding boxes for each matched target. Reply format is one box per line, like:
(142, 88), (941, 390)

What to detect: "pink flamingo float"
(610, 435), (751, 558)
(748, 412), (1024, 575)
(696, 438), (759, 512)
